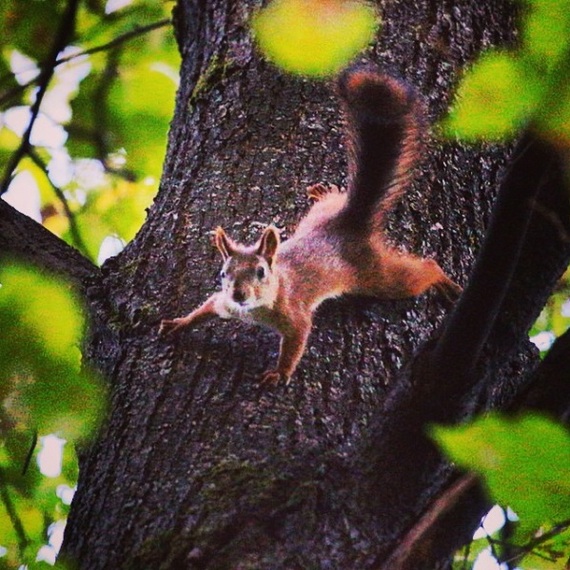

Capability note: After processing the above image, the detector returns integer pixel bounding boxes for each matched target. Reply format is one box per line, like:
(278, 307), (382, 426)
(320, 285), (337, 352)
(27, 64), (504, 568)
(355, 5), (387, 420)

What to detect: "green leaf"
(443, 52), (543, 140)
(252, 0), (380, 78)
(0, 263), (105, 439)
(537, 69), (570, 147)
(432, 414), (570, 529)
(524, 0), (570, 63)
(2, 264), (83, 358)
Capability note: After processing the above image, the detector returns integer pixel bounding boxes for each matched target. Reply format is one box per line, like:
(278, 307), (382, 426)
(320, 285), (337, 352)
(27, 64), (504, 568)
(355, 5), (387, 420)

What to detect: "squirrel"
(159, 66), (462, 385)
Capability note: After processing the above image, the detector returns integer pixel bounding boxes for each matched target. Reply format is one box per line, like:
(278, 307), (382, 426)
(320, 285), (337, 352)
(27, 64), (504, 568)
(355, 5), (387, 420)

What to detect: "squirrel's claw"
(159, 318), (185, 335)
(306, 182), (341, 202)
(260, 369), (286, 386)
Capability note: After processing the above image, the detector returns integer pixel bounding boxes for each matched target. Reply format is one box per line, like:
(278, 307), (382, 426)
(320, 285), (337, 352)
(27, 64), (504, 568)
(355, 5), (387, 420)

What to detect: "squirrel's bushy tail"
(336, 66), (423, 230)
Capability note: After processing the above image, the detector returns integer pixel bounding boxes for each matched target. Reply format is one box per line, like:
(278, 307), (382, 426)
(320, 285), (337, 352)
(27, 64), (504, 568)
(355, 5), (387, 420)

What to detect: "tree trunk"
(16, 0), (561, 568)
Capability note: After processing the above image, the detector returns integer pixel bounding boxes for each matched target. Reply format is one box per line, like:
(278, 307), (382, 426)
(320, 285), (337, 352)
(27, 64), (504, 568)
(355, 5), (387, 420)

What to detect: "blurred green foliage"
(436, 1), (570, 567)
(0, 0), (179, 263)
(433, 414), (570, 526)
(443, 0), (570, 145)
(252, 0), (379, 78)
(0, 0), (177, 565)
(0, 262), (105, 568)
(0, 264), (104, 438)
(434, 415), (570, 569)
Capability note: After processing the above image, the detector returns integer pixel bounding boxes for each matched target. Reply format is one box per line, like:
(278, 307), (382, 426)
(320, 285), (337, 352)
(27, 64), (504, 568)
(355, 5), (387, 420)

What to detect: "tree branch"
(0, 468), (30, 554)
(477, 141), (570, 408)
(512, 327), (570, 423)
(431, 134), (556, 393)
(0, 0), (81, 196)
(378, 473), (481, 570)
(0, 18), (171, 108)
(27, 148), (93, 262)
(0, 199), (98, 291)
(56, 18), (172, 65)
(362, 133), (569, 565)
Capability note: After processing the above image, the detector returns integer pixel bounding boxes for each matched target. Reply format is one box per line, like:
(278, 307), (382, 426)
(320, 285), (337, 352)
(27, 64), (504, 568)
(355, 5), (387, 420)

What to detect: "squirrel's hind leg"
(433, 274), (463, 305)
(367, 252), (462, 305)
(397, 256), (462, 304)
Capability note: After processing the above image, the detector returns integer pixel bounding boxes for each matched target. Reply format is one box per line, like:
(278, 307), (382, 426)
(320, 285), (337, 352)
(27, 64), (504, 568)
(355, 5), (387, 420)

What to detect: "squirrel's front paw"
(260, 369), (289, 386)
(159, 318), (186, 335)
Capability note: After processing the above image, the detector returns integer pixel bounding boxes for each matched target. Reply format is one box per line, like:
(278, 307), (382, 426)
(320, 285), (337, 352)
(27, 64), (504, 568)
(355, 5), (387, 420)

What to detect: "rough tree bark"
(1, 0), (568, 568)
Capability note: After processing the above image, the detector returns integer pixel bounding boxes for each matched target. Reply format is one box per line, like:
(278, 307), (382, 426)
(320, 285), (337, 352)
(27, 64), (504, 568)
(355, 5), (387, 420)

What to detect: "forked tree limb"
(0, 199), (97, 289)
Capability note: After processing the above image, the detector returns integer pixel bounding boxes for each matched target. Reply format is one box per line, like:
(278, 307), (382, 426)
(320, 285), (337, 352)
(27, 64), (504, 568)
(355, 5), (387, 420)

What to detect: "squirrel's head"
(214, 225), (280, 310)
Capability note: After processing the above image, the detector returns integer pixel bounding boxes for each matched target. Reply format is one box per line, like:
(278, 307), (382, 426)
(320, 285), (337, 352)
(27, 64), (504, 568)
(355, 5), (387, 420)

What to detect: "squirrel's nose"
(233, 289), (246, 304)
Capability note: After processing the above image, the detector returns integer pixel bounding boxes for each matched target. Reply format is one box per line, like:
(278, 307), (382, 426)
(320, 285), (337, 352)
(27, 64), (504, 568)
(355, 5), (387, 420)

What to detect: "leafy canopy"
(0, 262), (105, 569)
(434, 1), (570, 567)
(0, 0), (177, 566)
(0, 0), (179, 264)
(432, 415), (570, 530)
(443, 0), (570, 144)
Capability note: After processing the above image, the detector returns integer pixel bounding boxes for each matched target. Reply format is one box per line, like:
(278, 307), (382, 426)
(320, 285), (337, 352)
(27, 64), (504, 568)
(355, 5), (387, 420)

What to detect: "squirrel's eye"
(256, 266), (265, 280)
(220, 270), (226, 280)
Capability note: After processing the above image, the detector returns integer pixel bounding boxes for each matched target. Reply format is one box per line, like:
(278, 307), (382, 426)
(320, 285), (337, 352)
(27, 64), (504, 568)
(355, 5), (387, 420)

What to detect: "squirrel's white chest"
(214, 294), (275, 324)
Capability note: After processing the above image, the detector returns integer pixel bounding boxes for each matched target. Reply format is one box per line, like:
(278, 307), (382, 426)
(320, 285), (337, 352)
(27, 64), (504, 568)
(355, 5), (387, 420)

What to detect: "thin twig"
(0, 0), (81, 196)
(57, 18), (171, 65)
(0, 18), (171, 108)
(498, 519), (570, 566)
(0, 467), (30, 553)
(460, 539), (471, 570)
(21, 431), (38, 476)
(27, 148), (93, 261)
(379, 473), (479, 569)
(486, 529), (500, 562)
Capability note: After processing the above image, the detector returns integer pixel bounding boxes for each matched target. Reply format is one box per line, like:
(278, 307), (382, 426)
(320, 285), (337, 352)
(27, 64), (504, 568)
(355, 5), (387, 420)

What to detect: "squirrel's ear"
(257, 225), (280, 267)
(214, 226), (235, 260)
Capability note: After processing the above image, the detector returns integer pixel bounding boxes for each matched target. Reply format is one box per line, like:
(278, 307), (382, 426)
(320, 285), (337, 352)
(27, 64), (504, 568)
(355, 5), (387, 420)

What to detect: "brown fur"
(160, 69), (462, 385)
